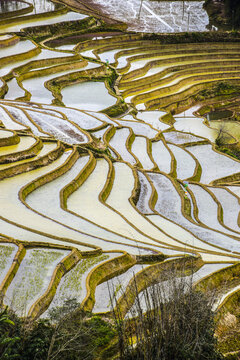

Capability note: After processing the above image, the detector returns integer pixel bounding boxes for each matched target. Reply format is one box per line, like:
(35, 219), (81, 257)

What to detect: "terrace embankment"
(53, 0), (125, 25)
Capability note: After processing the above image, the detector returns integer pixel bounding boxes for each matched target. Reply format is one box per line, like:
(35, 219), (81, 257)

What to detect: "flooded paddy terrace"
(0, 0), (239, 334)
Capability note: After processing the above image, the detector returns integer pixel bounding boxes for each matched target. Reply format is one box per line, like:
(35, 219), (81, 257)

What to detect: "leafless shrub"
(109, 266), (223, 360)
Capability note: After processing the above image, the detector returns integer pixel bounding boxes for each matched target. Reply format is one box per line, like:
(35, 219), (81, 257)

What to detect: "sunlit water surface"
(90, 0), (209, 33)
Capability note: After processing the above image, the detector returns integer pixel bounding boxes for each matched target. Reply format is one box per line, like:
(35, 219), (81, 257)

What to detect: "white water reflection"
(62, 81), (117, 111)
(174, 116), (217, 142)
(0, 11), (87, 33)
(6, 78), (25, 99)
(0, 49), (73, 78)
(0, 1), (29, 13)
(0, 40), (35, 59)
(22, 62), (99, 104)
(91, 0), (209, 33)
(21, 0), (58, 15)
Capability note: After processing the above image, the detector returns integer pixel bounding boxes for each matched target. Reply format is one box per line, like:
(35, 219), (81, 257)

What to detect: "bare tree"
(215, 122), (228, 147)
(110, 267), (223, 360)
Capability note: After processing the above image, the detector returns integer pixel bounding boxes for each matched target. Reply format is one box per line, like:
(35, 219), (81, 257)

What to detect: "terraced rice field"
(0, 1), (240, 340)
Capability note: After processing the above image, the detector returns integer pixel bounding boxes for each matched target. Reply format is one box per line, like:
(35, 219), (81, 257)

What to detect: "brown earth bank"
(53, 0), (126, 25)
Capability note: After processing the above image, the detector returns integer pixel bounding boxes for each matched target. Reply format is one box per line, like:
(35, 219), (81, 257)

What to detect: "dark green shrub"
(0, 301), (115, 360)
(0, 307), (21, 359)
(47, 309), (115, 360)
(20, 320), (53, 360)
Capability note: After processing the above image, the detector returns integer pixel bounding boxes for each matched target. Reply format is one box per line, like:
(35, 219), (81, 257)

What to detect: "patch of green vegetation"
(218, 332), (240, 354)
(142, 31), (240, 43)
(215, 82), (240, 95)
(46, 306), (116, 360)
(216, 146), (240, 160)
(0, 304), (116, 360)
(0, 244), (15, 273)
(0, 307), (21, 359)
(198, 105), (213, 116)
(194, 82), (240, 103)
(102, 100), (128, 118)
(105, 69), (118, 92)
(87, 316), (116, 348)
(225, 354), (240, 360)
